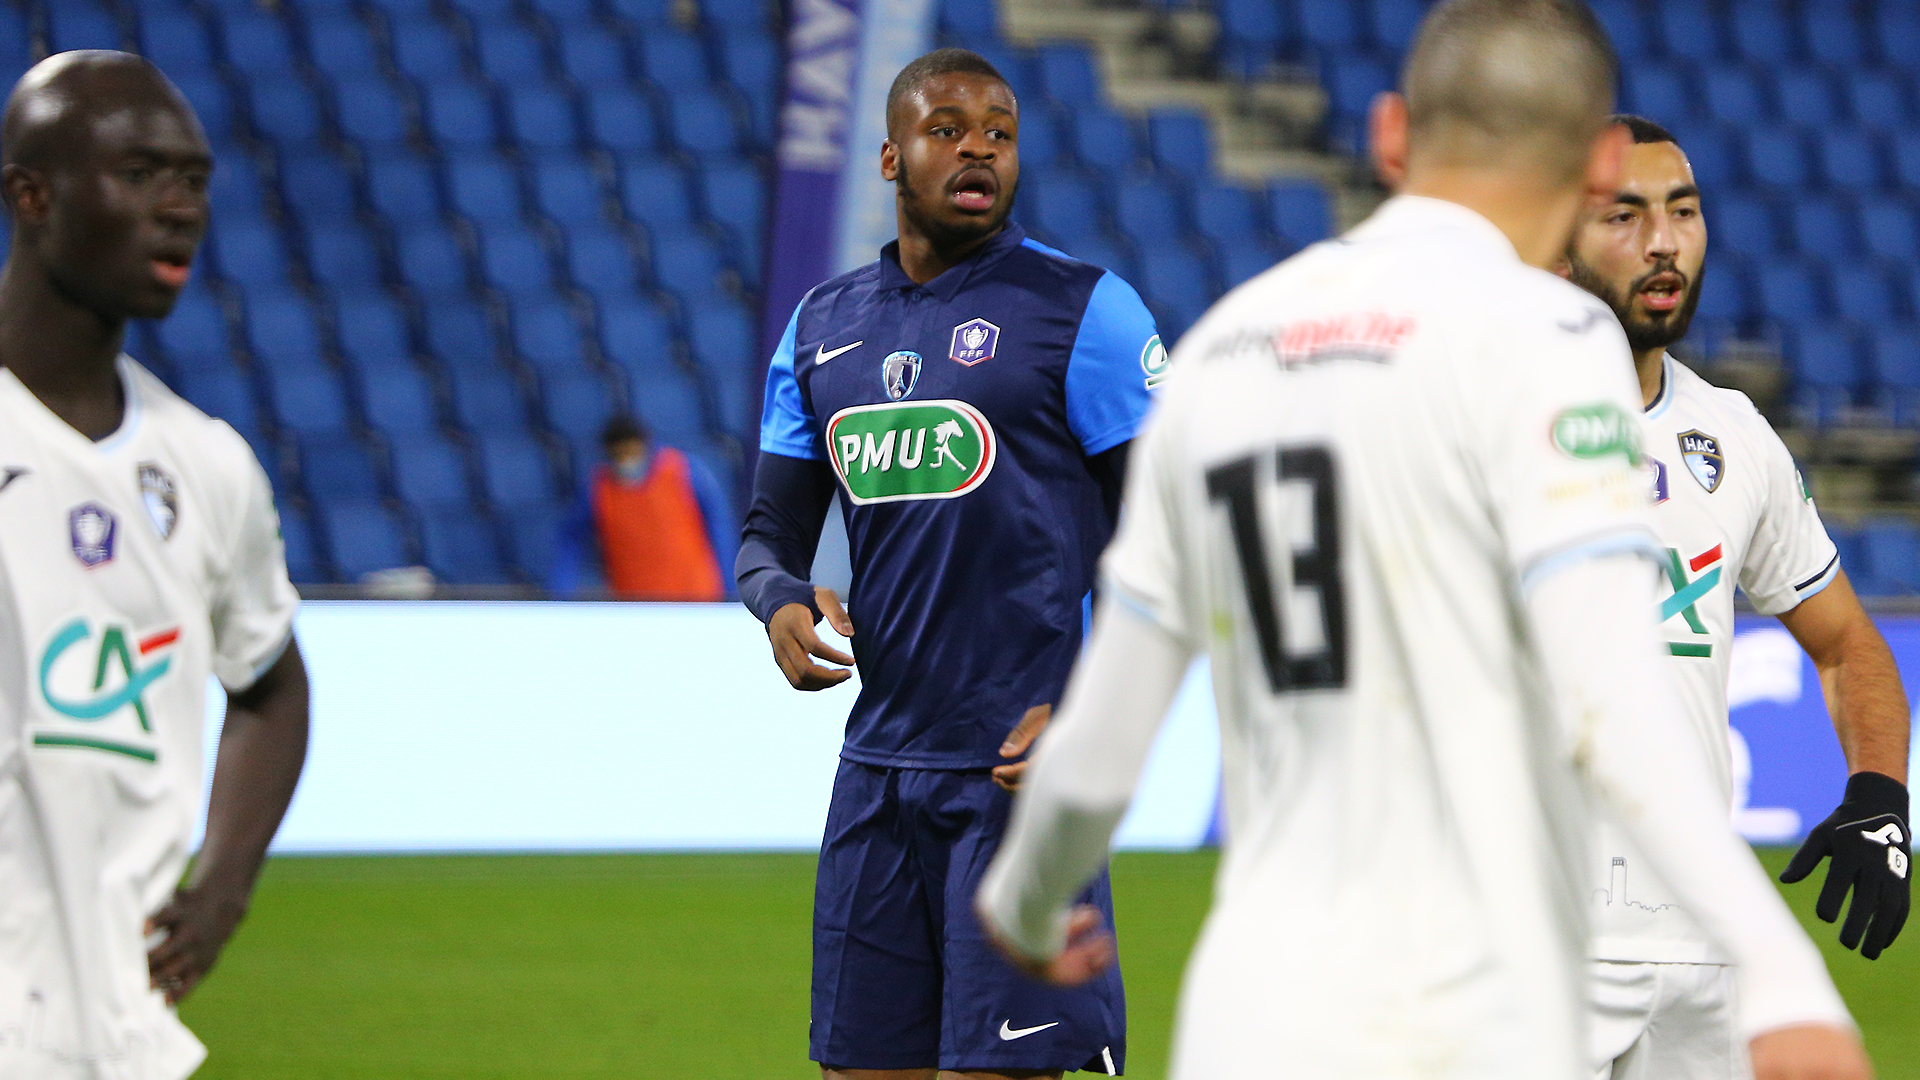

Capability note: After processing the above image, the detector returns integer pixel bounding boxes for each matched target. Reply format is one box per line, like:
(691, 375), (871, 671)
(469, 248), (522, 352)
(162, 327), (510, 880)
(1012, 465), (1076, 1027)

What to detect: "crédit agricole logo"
(34, 616), (178, 761)
(826, 399), (997, 505)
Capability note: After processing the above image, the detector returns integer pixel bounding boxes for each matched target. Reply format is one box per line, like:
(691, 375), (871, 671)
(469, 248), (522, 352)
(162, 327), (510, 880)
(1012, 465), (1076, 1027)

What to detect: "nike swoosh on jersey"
(816, 340), (864, 365)
(0, 466), (28, 493)
(998, 1020), (1061, 1041)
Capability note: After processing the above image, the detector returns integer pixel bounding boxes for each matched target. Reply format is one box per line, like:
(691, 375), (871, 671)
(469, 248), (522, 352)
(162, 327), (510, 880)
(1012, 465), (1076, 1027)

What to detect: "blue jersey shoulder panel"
(1064, 269), (1160, 455)
(758, 299), (820, 459)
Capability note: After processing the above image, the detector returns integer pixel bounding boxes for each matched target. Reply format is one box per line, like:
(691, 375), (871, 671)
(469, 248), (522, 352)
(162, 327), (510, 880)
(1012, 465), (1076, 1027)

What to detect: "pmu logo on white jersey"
(1678, 429), (1725, 493)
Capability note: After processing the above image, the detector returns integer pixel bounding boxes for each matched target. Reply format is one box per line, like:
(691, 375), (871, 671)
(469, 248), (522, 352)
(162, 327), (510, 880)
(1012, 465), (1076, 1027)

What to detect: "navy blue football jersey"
(760, 224), (1162, 768)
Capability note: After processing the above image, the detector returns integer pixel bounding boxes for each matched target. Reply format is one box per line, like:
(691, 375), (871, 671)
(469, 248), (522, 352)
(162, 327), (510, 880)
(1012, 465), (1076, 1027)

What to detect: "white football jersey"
(0, 357), (297, 1080)
(1104, 197), (1658, 1078)
(1590, 354), (1838, 964)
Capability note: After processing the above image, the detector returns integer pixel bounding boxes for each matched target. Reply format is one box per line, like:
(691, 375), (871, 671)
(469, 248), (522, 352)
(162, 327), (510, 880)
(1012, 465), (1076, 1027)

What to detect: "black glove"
(1780, 770), (1911, 959)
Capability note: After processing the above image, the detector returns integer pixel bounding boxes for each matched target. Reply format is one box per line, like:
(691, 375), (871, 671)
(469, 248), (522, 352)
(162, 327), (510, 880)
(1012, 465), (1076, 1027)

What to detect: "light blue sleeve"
(1066, 271), (1162, 456)
(759, 301), (822, 459)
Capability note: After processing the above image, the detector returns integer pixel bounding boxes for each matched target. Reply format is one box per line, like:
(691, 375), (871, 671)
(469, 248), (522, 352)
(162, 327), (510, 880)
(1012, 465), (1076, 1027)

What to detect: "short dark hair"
(885, 47), (1010, 136)
(601, 414), (649, 449)
(1610, 113), (1678, 147)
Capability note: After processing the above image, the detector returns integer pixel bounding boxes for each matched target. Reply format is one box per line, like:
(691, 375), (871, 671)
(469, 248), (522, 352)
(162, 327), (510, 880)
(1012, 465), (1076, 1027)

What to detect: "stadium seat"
(298, 438), (385, 502)
(1147, 110), (1214, 179)
(248, 78), (326, 144)
(1708, 193), (1778, 258)
(1890, 132), (1920, 191)
(1801, 6), (1867, 68)
(1860, 199), (1920, 264)
(1269, 180), (1334, 247)
(1023, 172), (1103, 243)
(49, 4), (124, 53)
(532, 155), (609, 229)
(1654, 1), (1722, 63)
(479, 228), (560, 300)
(506, 504), (564, 585)
(397, 227), (473, 299)
(1587, 0), (1649, 61)
(1791, 196), (1855, 258)
(390, 18), (468, 83)
(266, 363), (356, 439)
(1702, 66), (1768, 126)
(139, 9), (216, 71)
(1669, 123), (1741, 192)
(447, 153), (526, 226)
(649, 227), (730, 300)
(1871, 328), (1920, 425)
(619, 161), (698, 231)
(939, 0), (1001, 47)
(1015, 108), (1066, 171)
(174, 368), (263, 441)
(1690, 259), (1754, 325)
(1730, 3), (1794, 64)
(640, 29), (712, 86)
(1815, 130), (1884, 192)
(511, 302), (592, 374)
(1115, 177), (1188, 245)
(1846, 71), (1911, 130)
(1834, 266), (1904, 323)
(303, 15), (381, 78)
(330, 74), (413, 150)
(305, 224), (384, 291)
(506, 86), (581, 153)
(476, 434), (558, 509)
(587, 87), (662, 152)
(449, 366), (532, 433)
(1861, 519), (1920, 593)
(610, 0), (676, 25)
(425, 83), (501, 150)
(173, 73), (236, 144)
(719, 35), (779, 141)
(245, 293), (331, 368)
(389, 434), (474, 506)
(211, 223), (296, 290)
(317, 499), (411, 581)
(275, 500), (325, 583)
(1214, 0), (1287, 76)
(1758, 260), (1829, 320)
(1777, 71), (1840, 128)
(475, 23), (549, 83)
(219, 10), (299, 78)
(1137, 247), (1214, 340)
(155, 291), (232, 368)
(1368, 0), (1426, 55)
(530, 0), (599, 20)
(207, 154), (266, 220)
(1792, 325), (1861, 423)
(1323, 55), (1394, 140)
(703, 0), (772, 32)
(969, 44), (1041, 104)
(685, 299), (756, 383)
(559, 29), (630, 91)
(1072, 109), (1140, 172)
(358, 365), (442, 438)
(1746, 130), (1811, 190)
(279, 150), (359, 225)
(666, 91), (743, 158)
(419, 505), (510, 584)
(426, 303), (500, 369)
(543, 370), (619, 461)
(700, 161), (766, 272)
(367, 152), (444, 223)
(447, 0), (520, 20)
(1623, 64), (1693, 122)
(566, 232), (647, 302)
(1037, 44), (1104, 106)
(1193, 183), (1267, 251)
(335, 292), (415, 370)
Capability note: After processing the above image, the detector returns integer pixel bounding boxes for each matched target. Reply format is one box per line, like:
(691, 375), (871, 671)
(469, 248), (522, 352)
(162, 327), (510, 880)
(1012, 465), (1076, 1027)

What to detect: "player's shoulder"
(1002, 235), (1126, 312)
(795, 262), (885, 324)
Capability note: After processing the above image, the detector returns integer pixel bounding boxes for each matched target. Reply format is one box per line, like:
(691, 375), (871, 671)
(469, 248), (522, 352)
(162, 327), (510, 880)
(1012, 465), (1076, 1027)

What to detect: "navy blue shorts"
(811, 760), (1127, 1074)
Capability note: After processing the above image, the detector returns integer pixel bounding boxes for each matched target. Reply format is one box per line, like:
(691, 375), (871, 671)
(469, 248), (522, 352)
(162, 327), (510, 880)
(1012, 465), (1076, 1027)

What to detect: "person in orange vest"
(551, 415), (737, 600)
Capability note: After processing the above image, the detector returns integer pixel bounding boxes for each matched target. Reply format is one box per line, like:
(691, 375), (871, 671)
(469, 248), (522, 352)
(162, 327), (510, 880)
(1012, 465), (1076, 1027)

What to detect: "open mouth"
(1638, 271), (1685, 313)
(150, 253), (191, 289)
(949, 169), (998, 213)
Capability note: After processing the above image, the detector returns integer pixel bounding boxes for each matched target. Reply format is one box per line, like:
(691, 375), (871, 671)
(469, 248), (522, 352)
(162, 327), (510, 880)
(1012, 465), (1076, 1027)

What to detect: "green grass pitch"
(180, 849), (1918, 1079)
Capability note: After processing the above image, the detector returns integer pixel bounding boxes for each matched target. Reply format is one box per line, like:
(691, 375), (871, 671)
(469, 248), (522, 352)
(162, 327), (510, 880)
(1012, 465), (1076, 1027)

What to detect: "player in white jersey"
(976, 3), (1868, 1078)
(1560, 115), (1910, 1080)
(0, 54), (309, 1079)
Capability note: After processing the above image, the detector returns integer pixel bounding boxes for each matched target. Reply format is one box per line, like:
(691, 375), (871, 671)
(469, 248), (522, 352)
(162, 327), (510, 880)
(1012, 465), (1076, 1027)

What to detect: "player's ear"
(881, 138), (899, 182)
(2, 163), (48, 225)
(1369, 93), (1410, 190)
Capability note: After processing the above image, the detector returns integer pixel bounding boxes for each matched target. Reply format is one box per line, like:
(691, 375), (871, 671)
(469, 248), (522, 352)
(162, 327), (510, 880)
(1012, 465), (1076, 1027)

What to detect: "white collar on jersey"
(1346, 194), (1522, 263)
(1644, 352), (1676, 419)
(0, 353), (144, 451)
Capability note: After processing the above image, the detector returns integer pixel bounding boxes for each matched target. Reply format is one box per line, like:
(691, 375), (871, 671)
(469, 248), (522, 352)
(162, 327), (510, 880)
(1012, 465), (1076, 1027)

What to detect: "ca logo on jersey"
(1661, 545), (1723, 657)
(1678, 430), (1725, 493)
(35, 617), (179, 762)
(826, 399), (997, 505)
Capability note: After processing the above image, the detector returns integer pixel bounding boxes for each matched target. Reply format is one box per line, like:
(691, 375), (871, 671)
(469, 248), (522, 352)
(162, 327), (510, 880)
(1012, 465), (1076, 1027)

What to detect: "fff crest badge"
(949, 318), (1000, 367)
(1677, 430), (1725, 493)
(70, 503), (117, 568)
(882, 350), (923, 401)
(138, 463), (179, 540)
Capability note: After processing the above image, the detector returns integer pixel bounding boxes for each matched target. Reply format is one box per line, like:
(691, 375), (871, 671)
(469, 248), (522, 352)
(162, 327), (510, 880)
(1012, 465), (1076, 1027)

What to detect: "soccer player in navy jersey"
(737, 47), (1161, 1080)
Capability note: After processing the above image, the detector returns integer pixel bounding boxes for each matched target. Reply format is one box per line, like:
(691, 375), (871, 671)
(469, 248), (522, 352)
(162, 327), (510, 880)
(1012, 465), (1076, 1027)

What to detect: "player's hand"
(1781, 771), (1910, 959)
(992, 704), (1051, 792)
(146, 883), (249, 1005)
(766, 587), (856, 691)
(980, 903), (1116, 988)
(1750, 1024), (1874, 1080)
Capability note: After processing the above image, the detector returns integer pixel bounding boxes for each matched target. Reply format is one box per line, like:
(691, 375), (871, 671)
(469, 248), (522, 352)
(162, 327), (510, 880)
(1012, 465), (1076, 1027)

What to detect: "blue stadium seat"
(1072, 109), (1140, 172)
(335, 291), (414, 369)
(1060, 234), (1135, 283)
(303, 14), (381, 77)
(248, 78), (325, 144)
(1623, 64), (1694, 122)
(1037, 44), (1103, 105)
(174, 368), (262, 440)
(1368, 0), (1426, 55)
(1702, 66), (1768, 125)
(1324, 54), (1394, 133)
(566, 232), (646, 302)
(1860, 198), (1919, 264)
(1730, 3), (1794, 64)
(1690, 258), (1753, 325)
(506, 86), (580, 152)
(1746, 130), (1811, 190)
(446, 0), (520, 20)
(530, 0), (600, 21)
(1792, 324), (1861, 423)
(1015, 107), (1065, 170)
(543, 370), (618, 459)
(390, 18), (468, 83)
(397, 227), (473, 298)
(1214, 0), (1287, 77)
(1023, 172), (1102, 243)
(426, 303), (499, 369)
(939, 0), (1001, 47)
(1835, 265), (1904, 323)
(1777, 70), (1840, 128)
(476, 434), (557, 508)
(1269, 180), (1334, 247)
(49, 4), (123, 53)
(685, 298), (755, 382)
(1671, 121), (1742, 191)
(619, 161), (697, 231)
(1137, 247), (1213, 340)
(1147, 110), (1213, 179)
(330, 74), (412, 150)
(446, 152), (525, 225)
(532, 155), (608, 229)
(479, 228), (559, 300)
(475, 23), (548, 83)
(298, 437), (384, 501)
(1801, 6), (1867, 67)
(640, 29), (712, 86)
(1297, 1), (1361, 56)
(1870, 327), (1920, 425)
(587, 87), (662, 152)
(449, 366), (531, 432)
(1890, 132), (1920, 190)
(317, 499), (410, 581)
(970, 44), (1041, 104)
(207, 155), (265, 220)
(1816, 130), (1884, 192)
(1708, 192), (1778, 258)
(650, 227), (730, 300)
(155, 292), (232, 368)
(560, 26), (631, 88)
(246, 293), (330, 368)
(1861, 519), (1920, 593)
(1791, 196), (1856, 258)
(389, 434), (473, 505)
(1193, 183), (1266, 251)
(666, 91), (742, 158)
(1759, 260), (1829, 320)
(702, 0), (771, 32)
(1115, 177), (1187, 245)
(599, 298), (675, 376)
(511, 301), (591, 373)
(1588, 0), (1649, 61)
(219, 10), (297, 78)
(1654, 1), (1722, 63)
(172, 72), (235, 144)
(211, 223), (296, 289)
(720, 35), (778, 143)
(1876, 5), (1920, 70)
(1846, 71), (1911, 130)
(700, 161), (766, 273)
(358, 366), (441, 438)
(622, 366), (709, 450)
(419, 505), (509, 584)
(367, 152), (444, 223)
(275, 500), (324, 583)
(425, 83), (500, 150)
(506, 505), (563, 585)
(139, 9), (215, 71)
(280, 151), (358, 225)
(609, 0), (676, 25)
(267, 366), (354, 438)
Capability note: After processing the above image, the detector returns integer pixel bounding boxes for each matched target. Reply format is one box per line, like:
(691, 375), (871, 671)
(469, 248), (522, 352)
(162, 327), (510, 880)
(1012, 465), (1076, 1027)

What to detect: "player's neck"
(894, 220), (1003, 285)
(1400, 169), (1584, 270)
(0, 258), (128, 440)
(1635, 348), (1665, 410)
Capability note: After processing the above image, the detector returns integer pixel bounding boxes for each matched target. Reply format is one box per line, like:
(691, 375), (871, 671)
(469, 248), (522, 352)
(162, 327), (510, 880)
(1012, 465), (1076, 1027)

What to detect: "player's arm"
(148, 637), (309, 1005)
(736, 299), (855, 690)
(1776, 569), (1911, 957)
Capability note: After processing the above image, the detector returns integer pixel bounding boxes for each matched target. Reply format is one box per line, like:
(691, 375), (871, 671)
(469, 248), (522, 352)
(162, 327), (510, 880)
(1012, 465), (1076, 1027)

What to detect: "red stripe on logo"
(1689, 545), (1723, 573)
(138, 627), (180, 655)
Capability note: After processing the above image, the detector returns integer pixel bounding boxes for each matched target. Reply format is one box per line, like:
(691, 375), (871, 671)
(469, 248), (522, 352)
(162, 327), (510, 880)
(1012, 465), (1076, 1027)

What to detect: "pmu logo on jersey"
(950, 318), (1000, 366)
(1678, 430), (1725, 493)
(69, 503), (117, 568)
(1141, 335), (1171, 388)
(139, 462), (179, 539)
(882, 350), (922, 400)
(34, 617), (179, 762)
(1661, 544), (1723, 657)
(1550, 403), (1641, 464)
(825, 399), (997, 505)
